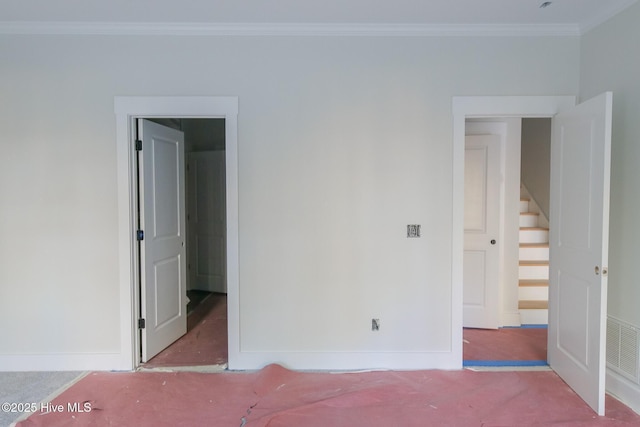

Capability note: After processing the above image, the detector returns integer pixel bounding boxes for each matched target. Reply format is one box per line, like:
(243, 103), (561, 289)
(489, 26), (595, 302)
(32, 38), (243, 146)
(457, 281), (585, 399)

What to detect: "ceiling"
(1, 0), (638, 35)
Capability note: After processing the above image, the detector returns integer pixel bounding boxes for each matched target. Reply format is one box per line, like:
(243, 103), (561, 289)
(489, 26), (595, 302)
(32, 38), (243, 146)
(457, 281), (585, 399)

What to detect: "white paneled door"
(463, 134), (501, 329)
(548, 92), (612, 416)
(187, 151), (227, 293)
(138, 119), (187, 362)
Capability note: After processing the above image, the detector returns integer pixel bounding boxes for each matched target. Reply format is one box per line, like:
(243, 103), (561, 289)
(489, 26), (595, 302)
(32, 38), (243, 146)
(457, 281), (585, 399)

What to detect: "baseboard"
(501, 311), (521, 327)
(229, 351), (461, 371)
(607, 368), (640, 415)
(0, 353), (124, 372)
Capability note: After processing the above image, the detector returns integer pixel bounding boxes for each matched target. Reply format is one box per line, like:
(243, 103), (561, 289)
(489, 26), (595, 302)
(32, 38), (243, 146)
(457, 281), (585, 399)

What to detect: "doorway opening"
(462, 117), (552, 367)
(139, 118), (229, 368)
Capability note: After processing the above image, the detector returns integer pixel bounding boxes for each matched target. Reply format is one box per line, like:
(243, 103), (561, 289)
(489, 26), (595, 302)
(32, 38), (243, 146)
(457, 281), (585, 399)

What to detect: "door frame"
(451, 95), (575, 366)
(115, 96), (239, 370)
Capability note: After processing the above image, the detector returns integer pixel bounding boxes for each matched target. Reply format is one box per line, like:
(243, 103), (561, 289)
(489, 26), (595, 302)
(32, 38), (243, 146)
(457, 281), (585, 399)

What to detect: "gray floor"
(0, 371), (85, 426)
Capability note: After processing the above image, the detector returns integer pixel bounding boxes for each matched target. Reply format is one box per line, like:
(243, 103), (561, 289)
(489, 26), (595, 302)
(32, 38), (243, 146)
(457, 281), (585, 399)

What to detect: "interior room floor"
(463, 326), (547, 362)
(16, 363), (640, 426)
(144, 292), (228, 368)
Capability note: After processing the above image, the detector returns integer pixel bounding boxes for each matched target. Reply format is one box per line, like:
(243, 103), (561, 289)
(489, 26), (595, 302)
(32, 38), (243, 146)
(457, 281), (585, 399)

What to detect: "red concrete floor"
(144, 293), (228, 367)
(17, 364), (640, 426)
(463, 327), (547, 361)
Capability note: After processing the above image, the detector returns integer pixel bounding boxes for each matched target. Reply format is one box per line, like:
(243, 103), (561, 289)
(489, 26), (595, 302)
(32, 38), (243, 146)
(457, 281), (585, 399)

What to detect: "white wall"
(580, 1), (640, 336)
(0, 34), (579, 370)
(580, 2), (640, 414)
(521, 118), (551, 219)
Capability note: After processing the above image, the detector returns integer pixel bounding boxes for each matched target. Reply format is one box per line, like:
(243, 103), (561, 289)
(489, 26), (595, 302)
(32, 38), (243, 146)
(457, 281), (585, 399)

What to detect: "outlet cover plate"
(407, 224), (421, 238)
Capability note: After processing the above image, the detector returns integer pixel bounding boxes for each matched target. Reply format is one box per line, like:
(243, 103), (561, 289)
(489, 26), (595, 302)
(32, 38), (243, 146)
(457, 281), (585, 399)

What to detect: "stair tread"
(519, 280), (549, 287)
(520, 212), (539, 216)
(520, 227), (549, 231)
(519, 260), (549, 266)
(519, 300), (549, 310)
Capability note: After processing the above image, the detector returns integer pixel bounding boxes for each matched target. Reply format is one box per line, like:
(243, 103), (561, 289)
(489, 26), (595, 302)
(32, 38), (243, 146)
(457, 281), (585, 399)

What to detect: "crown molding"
(0, 21), (581, 37)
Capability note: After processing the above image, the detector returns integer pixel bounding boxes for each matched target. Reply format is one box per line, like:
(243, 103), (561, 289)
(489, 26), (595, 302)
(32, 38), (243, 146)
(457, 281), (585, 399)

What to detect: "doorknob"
(490, 239), (496, 245)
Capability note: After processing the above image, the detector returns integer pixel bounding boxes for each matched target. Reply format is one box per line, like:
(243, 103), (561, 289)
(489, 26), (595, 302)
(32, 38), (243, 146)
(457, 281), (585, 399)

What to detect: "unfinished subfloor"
(463, 326), (547, 362)
(16, 363), (640, 426)
(144, 292), (228, 368)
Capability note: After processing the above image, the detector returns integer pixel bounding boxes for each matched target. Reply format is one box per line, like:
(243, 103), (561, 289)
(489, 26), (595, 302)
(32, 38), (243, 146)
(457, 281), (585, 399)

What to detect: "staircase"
(519, 192), (549, 325)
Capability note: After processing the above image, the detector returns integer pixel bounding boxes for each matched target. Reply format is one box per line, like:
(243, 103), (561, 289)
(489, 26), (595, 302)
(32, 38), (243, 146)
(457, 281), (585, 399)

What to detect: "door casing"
(115, 96), (239, 370)
(451, 96), (575, 367)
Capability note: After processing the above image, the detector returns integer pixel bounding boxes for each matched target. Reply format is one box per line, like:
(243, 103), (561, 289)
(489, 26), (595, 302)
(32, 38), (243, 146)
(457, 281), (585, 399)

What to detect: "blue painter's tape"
(500, 324), (548, 329)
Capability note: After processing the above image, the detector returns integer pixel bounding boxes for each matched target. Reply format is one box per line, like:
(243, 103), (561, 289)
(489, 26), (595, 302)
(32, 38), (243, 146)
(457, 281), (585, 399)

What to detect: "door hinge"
(138, 318), (146, 329)
(135, 140), (142, 151)
(136, 230), (144, 241)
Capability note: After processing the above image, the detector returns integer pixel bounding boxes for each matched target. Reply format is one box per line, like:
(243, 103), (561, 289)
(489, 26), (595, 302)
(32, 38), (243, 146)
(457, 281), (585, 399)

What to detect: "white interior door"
(138, 119), (187, 362)
(187, 151), (227, 293)
(548, 92), (612, 415)
(463, 134), (501, 329)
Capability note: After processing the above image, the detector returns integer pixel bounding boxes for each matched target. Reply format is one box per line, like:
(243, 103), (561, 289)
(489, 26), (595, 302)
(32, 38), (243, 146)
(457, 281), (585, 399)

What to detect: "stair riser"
(519, 229), (549, 244)
(519, 265), (549, 280)
(519, 215), (539, 228)
(520, 309), (548, 325)
(520, 200), (530, 213)
(519, 286), (549, 301)
(519, 246), (549, 261)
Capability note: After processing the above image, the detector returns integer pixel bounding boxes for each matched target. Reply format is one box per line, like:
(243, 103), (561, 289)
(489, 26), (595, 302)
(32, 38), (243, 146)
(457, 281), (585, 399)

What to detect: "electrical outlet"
(407, 224), (421, 238)
(372, 318), (380, 331)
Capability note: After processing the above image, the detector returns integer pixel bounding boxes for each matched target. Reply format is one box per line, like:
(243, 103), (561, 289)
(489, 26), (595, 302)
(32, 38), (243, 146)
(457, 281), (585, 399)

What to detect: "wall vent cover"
(606, 316), (640, 384)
